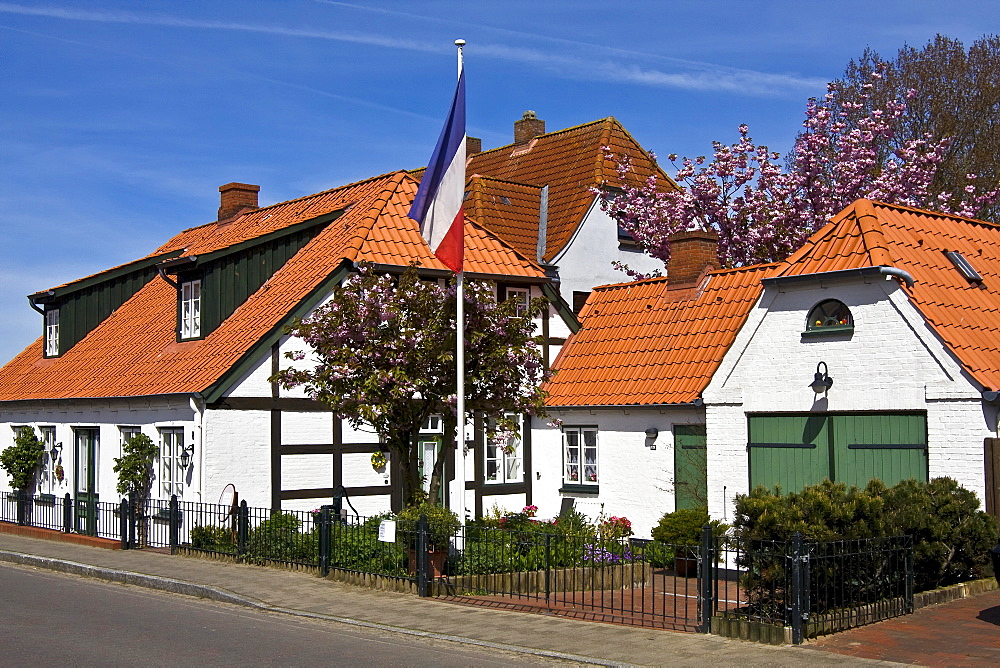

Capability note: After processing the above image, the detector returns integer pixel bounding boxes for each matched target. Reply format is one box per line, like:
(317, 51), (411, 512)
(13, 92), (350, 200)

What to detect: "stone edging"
(0, 549), (626, 667)
(913, 577), (997, 609)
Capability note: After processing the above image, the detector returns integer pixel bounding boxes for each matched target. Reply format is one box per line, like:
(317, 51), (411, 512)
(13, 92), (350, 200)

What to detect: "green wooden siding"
(56, 267), (158, 353)
(674, 424), (708, 510)
(749, 413), (927, 492)
(186, 226), (318, 337)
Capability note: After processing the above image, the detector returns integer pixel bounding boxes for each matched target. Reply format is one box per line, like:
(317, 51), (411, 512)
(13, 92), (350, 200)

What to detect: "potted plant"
(651, 507), (728, 577)
(396, 502), (461, 578)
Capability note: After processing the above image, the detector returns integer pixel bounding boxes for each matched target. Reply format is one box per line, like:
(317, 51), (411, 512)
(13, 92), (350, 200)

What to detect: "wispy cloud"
(2, 2), (826, 96)
(317, 0), (827, 95)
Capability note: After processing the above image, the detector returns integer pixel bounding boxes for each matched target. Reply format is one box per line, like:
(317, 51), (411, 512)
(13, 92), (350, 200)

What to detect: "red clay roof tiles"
(545, 264), (775, 406)
(0, 172), (544, 401)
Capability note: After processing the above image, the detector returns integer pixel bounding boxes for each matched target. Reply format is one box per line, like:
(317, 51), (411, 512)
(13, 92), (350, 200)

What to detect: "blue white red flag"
(409, 70), (466, 273)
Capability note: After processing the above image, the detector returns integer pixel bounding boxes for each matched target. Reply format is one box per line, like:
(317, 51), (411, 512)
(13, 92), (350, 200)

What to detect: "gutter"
(156, 255), (198, 289)
(762, 265), (915, 289)
(984, 391), (1000, 404)
(547, 398), (704, 411)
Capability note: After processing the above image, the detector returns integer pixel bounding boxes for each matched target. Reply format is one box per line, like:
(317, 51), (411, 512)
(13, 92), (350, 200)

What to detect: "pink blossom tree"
(601, 72), (1000, 272)
(272, 263), (549, 506)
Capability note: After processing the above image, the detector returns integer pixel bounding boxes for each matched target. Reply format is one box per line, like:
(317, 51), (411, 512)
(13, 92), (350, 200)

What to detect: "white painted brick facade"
(704, 275), (995, 520)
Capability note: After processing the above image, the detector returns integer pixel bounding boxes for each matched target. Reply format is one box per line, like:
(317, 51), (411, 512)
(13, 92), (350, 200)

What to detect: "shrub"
(246, 513), (317, 563)
(882, 478), (998, 590)
(190, 524), (236, 553)
(0, 427), (45, 491)
(396, 502), (461, 550)
(733, 477), (999, 592)
(652, 507), (728, 546)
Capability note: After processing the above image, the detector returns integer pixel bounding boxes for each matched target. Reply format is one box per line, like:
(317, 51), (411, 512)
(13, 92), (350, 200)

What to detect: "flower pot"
(408, 548), (448, 578)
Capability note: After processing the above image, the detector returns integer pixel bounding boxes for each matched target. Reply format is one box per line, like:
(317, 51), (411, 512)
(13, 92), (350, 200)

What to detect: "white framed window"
(120, 426), (141, 459)
(39, 426), (57, 494)
(45, 309), (59, 356)
(159, 428), (185, 498)
(180, 280), (201, 339)
(563, 426), (598, 485)
(421, 414), (443, 433)
(506, 287), (530, 317)
(486, 413), (523, 484)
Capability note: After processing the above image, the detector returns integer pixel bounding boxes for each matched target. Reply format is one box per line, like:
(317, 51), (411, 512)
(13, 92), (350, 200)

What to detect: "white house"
(531, 200), (1000, 538)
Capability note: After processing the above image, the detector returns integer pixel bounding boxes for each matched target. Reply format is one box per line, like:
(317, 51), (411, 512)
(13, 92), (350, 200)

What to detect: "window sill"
(801, 325), (854, 338)
(560, 484), (599, 494)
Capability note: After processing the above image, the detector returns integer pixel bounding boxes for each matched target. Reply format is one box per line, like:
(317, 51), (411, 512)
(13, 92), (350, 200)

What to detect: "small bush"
(652, 507), (728, 546)
(246, 513), (317, 563)
(190, 524), (236, 553)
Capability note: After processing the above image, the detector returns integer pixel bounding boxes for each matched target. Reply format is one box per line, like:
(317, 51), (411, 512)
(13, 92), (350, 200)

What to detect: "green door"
(834, 413), (927, 487)
(748, 415), (831, 492)
(748, 413), (927, 493)
(674, 425), (708, 510)
(74, 428), (99, 535)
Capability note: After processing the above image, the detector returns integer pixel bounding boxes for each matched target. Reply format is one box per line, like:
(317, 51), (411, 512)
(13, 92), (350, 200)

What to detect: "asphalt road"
(0, 563), (570, 667)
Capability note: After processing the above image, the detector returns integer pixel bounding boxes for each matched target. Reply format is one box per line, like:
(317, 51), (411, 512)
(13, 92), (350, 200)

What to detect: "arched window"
(805, 299), (853, 334)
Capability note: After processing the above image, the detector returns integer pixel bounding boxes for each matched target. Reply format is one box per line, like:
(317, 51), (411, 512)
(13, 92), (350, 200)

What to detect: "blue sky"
(1, 1), (996, 364)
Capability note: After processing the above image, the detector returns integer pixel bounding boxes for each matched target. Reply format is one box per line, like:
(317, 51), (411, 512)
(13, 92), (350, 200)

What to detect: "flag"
(409, 70), (466, 273)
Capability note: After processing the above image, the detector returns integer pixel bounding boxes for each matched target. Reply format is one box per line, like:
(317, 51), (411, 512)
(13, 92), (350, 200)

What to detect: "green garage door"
(749, 413), (927, 492)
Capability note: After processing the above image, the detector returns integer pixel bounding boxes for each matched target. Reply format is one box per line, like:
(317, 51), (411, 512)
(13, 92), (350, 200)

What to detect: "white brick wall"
(704, 275), (992, 518)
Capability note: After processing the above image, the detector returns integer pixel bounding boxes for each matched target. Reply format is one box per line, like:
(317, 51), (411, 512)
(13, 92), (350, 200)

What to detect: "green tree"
(826, 34), (1000, 220)
(273, 264), (549, 507)
(0, 426), (45, 492)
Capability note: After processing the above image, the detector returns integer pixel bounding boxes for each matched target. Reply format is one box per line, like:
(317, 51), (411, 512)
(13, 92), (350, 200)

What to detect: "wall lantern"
(179, 445), (194, 470)
(51, 441), (63, 457)
(810, 361), (834, 394)
(644, 427), (659, 439)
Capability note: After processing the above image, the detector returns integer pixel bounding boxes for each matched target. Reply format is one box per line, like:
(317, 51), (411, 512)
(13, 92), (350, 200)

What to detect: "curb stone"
(0, 549), (631, 667)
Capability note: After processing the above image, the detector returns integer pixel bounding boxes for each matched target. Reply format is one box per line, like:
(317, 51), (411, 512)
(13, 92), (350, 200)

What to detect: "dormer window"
(180, 280), (201, 339)
(44, 308), (60, 356)
(506, 287), (530, 317)
(804, 299), (854, 336)
(944, 251), (983, 284)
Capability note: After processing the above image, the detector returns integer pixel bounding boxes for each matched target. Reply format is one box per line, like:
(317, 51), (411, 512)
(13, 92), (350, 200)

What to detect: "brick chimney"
(218, 182), (260, 221)
(514, 110), (545, 145)
(466, 136), (482, 156)
(668, 229), (719, 286)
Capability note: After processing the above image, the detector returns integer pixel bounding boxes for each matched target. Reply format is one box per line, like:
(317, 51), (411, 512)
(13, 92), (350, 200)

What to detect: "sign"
(378, 519), (397, 543)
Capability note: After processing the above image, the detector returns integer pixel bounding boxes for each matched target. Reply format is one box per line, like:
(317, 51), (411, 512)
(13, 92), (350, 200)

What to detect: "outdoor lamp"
(644, 427), (659, 439)
(179, 445), (194, 470)
(810, 361), (834, 394)
(51, 441), (62, 457)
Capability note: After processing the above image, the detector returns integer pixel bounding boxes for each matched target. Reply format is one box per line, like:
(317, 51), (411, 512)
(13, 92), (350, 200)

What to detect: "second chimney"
(218, 182), (260, 221)
(668, 229), (719, 286)
(514, 110), (545, 145)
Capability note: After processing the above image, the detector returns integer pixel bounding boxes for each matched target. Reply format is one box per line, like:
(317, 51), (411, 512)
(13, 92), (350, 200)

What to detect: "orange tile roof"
(416, 117), (676, 262)
(0, 172), (544, 401)
(544, 264), (775, 406)
(775, 199), (1000, 391)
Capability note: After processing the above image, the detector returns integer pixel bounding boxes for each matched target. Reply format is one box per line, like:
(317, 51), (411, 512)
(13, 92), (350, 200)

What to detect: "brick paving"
(805, 588), (1000, 665)
(0, 531), (889, 666)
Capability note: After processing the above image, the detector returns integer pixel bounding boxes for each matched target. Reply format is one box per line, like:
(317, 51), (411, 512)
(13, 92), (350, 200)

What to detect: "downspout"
(157, 265), (179, 289)
(190, 393), (206, 503)
(28, 298), (45, 315)
(879, 266), (915, 288)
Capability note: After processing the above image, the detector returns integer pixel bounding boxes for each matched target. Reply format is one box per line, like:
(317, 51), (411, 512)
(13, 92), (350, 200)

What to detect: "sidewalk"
(0, 533), (894, 666)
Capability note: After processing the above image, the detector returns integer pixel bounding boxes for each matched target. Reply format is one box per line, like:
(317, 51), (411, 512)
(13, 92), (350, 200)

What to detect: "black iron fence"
(1, 491), (916, 642)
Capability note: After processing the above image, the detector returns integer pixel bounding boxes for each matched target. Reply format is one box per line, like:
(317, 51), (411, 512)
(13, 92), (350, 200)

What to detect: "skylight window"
(944, 251), (983, 283)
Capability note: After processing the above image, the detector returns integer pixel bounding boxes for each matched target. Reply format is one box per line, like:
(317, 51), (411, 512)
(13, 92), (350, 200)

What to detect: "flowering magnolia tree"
(601, 71), (1000, 272)
(272, 263), (549, 506)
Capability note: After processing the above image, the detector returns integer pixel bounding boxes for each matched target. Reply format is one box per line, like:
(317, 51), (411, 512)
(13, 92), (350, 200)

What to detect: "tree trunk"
(428, 414), (457, 507)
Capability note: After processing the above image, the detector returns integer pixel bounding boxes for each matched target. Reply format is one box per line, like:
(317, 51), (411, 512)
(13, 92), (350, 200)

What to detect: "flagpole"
(453, 38), (467, 525)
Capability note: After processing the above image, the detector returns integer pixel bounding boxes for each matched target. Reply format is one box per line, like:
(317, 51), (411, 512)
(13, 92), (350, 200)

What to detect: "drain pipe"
(880, 266), (915, 288)
(190, 393), (206, 502)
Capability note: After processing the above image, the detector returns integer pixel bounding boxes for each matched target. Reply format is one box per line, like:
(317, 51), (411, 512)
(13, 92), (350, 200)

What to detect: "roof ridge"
(172, 171), (409, 237)
(458, 117), (615, 163)
(338, 173), (410, 263)
(867, 199), (1000, 229)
